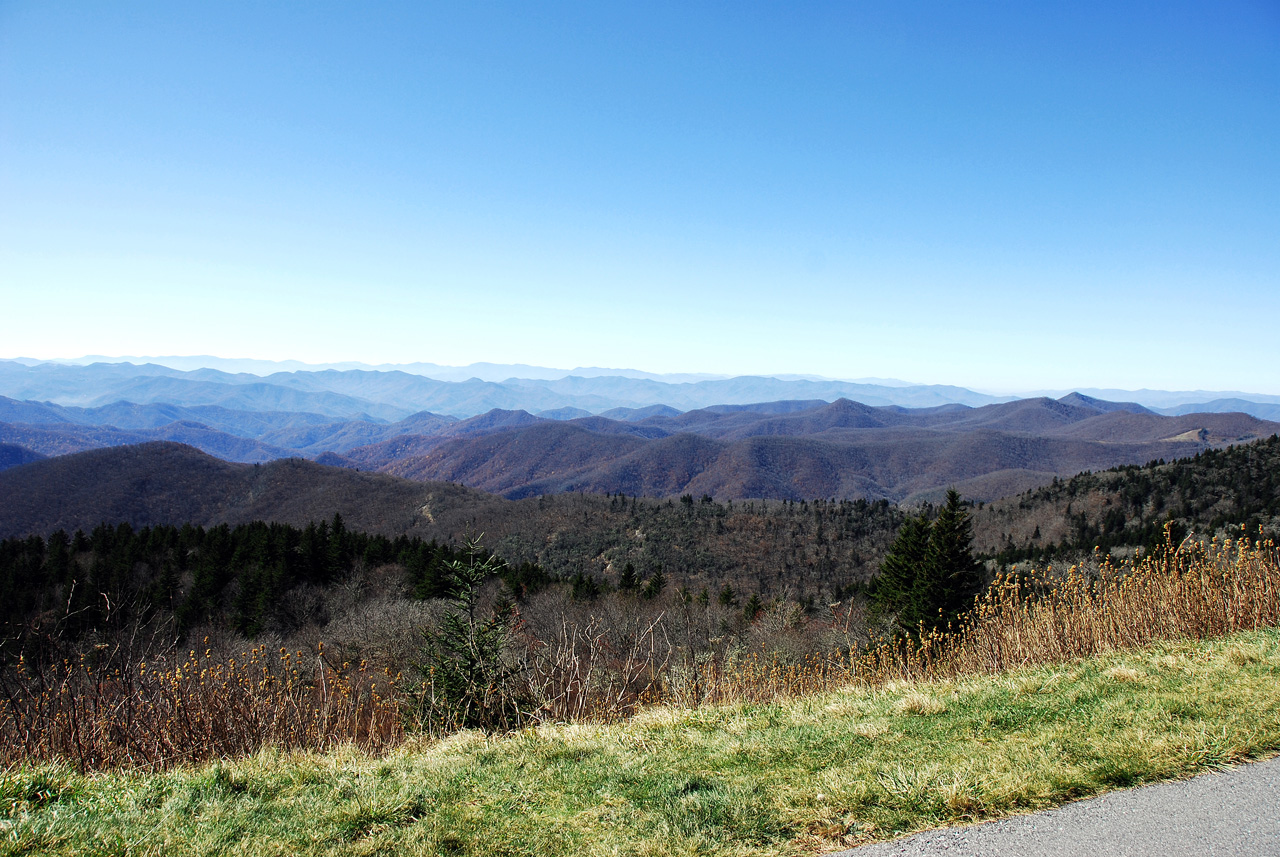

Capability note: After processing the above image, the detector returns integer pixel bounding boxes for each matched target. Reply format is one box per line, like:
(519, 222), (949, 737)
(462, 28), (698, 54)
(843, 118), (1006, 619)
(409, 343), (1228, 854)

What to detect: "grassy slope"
(4, 628), (1279, 857)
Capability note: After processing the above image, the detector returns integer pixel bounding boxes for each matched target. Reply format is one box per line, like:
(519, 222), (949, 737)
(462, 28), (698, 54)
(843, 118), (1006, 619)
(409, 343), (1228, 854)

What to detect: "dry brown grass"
(891, 692), (948, 716)
(928, 530), (1280, 678)
(0, 643), (401, 771)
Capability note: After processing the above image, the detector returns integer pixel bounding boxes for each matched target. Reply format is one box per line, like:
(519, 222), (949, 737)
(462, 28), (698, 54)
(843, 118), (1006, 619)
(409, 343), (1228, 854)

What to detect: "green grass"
(4, 628), (1279, 857)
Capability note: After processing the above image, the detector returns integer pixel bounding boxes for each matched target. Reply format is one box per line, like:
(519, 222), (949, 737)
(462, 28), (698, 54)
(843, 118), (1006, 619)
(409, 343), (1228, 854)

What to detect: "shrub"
(409, 537), (527, 732)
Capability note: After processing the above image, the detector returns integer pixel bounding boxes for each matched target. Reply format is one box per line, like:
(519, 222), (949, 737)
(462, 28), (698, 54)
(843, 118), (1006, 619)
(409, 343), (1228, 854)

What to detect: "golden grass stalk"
(0, 643), (401, 771)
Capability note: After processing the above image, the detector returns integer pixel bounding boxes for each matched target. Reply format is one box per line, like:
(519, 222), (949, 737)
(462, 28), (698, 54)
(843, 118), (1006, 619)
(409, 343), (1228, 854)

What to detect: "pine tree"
(642, 568), (666, 600)
(717, 583), (737, 607)
(902, 489), (984, 632)
(413, 536), (522, 730)
(872, 491), (984, 635)
(324, 512), (346, 579)
(869, 512), (930, 618)
(570, 571), (602, 601)
(618, 562), (639, 592)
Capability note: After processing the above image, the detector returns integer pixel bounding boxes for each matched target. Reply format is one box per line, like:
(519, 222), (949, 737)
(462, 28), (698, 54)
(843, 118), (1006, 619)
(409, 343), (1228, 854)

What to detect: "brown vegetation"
(0, 635), (400, 771)
(4, 528), (1275, 771)
(867, 528), (1280, 682)
(509, 527), (1280, 717)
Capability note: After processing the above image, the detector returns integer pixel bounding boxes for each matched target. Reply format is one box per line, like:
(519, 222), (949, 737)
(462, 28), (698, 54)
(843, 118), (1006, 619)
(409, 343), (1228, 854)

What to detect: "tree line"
(0, 516), (551, 657)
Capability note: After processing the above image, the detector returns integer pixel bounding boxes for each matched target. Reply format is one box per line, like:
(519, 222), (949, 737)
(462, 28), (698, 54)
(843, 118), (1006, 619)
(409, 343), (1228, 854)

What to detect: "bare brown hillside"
(364, 398), (1277, 502)
(0, 442), (495, 541)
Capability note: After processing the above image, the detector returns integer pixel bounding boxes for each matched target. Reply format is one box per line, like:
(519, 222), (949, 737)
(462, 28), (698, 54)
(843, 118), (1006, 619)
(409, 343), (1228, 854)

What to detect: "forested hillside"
(0, 519), (524, 645)
(0, 443), (907, 603)
(0, 443), (44, 472)
(5, 436), (1280, 608)
(973, 434), (1280, 562)
(475, 492), (903, 600)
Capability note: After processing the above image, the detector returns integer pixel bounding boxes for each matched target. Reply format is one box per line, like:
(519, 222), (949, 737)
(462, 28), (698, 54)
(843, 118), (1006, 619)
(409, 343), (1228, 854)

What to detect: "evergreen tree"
(869, 512), (930, 617)
(918, 489), (984, 627)
(570, 571), (602, 601)
(872, 490), (984, 635)
(900, 490), (983, 632)
(642, 568), (666, 600)
(325, 512), (346, 580)
(618, 562), (639, 592)
(413, 536), (523, 730)
(717, 583), (737, 607)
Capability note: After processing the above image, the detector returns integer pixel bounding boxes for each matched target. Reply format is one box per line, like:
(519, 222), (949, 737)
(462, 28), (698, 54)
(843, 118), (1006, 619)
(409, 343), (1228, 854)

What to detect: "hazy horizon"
(5, 353), (1280, 401)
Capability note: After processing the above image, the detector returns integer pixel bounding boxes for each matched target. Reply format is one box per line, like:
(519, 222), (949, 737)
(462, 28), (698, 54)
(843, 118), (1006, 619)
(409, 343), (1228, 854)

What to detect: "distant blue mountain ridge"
(0, 358), (1007, 419)
(2, 358), (1277, 420)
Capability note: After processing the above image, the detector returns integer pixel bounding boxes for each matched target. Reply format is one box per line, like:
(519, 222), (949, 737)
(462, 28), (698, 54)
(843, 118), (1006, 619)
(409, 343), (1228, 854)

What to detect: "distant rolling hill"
(1156, 398), (1280, 422)
(0, 395), (459, 461)
(0, 361), (413, 420)
(0, 395), (335, 434)
(0, 420), (295, 464)
(0, 442), (493, 540)
(355, 397), (1279, 503)
(0, 443), (44, 472)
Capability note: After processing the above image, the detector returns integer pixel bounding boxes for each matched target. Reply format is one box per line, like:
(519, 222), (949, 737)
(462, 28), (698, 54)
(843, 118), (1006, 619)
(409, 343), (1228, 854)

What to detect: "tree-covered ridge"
(976, 434), (1280, 564)
(486, 492), (904, 602)
(0, 496), (911, 664)
(0, 517), (550, 651)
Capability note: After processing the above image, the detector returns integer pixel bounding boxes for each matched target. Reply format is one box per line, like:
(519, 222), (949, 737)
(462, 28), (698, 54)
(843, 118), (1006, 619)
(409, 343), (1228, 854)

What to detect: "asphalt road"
(833, 756), (1280, 857)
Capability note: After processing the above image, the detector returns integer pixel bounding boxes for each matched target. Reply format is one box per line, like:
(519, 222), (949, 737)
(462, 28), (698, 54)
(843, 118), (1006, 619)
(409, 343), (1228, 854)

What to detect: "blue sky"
(2, 1), (1278, 393)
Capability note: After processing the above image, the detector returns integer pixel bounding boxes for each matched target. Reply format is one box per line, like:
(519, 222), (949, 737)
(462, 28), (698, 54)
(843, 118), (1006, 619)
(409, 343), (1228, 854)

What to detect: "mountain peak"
(1058, 392), (1153, 415)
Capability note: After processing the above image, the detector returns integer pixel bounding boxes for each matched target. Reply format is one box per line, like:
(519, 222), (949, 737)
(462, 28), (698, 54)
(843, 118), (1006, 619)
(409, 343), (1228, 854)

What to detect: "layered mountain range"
(0, 359), (1008, 420)
(7, 359), (1280, 420)
(2, 359), (1277, 504)
(356, 395), (1274, 502)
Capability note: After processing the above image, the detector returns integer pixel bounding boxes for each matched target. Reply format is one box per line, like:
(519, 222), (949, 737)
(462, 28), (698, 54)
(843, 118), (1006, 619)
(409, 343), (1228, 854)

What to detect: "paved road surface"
(832, 756), (1280, 857)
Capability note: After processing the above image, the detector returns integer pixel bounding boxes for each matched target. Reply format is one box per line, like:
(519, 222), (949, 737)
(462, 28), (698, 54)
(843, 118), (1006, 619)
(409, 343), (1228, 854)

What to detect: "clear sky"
(2, 1), (1278, 393)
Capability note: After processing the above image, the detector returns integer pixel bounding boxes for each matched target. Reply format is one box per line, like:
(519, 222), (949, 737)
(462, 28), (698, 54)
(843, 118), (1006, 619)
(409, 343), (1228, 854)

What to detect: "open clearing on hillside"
(3, 628), (1279, 857)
